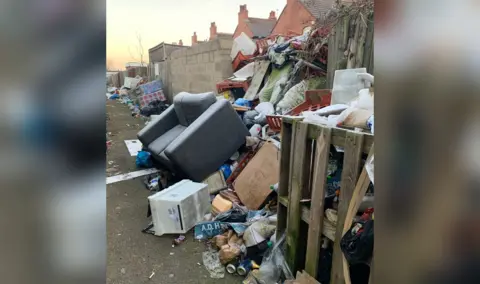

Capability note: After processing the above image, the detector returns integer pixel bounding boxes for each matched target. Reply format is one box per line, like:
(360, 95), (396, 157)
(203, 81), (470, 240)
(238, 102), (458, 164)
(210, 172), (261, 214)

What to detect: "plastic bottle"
(270, 183), (279, 193)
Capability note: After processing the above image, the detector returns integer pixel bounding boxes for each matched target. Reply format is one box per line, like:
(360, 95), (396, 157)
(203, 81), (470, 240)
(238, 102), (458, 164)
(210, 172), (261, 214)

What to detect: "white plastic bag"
(350, 88), (374, 111)
(276, 80), (307, 112)
(255, 102), (275, 116)
(302, 111), (329, 125)
(357, 73), (374, 87)
(313, 104), (350, 116)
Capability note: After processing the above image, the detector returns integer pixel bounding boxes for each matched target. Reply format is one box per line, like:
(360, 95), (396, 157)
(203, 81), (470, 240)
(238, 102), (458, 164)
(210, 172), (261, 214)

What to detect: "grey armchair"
(137, 92), (249, 182)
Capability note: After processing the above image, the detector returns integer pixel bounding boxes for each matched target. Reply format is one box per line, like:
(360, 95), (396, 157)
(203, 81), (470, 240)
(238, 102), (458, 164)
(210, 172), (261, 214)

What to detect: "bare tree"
(128, 32), (145, 66)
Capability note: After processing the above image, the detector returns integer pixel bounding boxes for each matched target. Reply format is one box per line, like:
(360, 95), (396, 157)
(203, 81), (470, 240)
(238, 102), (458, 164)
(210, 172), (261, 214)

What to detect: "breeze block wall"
(167, 34), (233, 101)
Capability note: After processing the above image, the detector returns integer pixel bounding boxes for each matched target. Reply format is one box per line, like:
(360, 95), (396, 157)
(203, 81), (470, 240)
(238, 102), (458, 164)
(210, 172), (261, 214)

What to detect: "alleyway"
(106, 99), (236, 284)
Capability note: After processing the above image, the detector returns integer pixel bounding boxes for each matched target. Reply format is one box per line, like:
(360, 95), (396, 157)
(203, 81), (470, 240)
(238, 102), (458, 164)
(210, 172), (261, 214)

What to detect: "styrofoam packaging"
(148, 180), (210, 236)
(331, 68), (367, 105)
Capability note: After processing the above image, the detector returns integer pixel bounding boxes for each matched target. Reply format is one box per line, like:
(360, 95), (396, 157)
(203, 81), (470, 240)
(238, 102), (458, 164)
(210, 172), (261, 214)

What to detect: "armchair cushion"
(137, 105), (178, 146)
(173, 92), (217, 126)
(147, 124), (186, 156)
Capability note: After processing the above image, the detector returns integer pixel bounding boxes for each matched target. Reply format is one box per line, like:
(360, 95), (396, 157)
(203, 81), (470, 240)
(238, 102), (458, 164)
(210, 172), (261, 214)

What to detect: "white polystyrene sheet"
(123, 77), (142, 89)
(331, 68), (367, 105)
(230, 32), (256, 60)
(233, 62), (255, 79)
(154, 63), (160, 76)
(124, 139), (143, 156)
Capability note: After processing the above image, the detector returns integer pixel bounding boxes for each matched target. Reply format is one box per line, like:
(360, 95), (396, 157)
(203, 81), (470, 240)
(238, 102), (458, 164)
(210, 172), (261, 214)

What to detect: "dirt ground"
(106, 99), (238, 284)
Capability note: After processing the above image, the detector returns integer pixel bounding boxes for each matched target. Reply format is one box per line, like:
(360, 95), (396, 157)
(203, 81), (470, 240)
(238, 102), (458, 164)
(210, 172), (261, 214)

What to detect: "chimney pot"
(238, 4), (249, 24)
(269, 11), (276, 20)
(209, 22), (217, 41)
(192, 32), (198, 45)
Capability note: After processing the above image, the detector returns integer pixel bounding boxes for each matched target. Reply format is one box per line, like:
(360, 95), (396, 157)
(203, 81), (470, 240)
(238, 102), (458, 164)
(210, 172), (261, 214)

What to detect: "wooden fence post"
(286, 121), (309, 273)
(305, 127), (332, 277)
(277, 120), (295, 241)
(330, 131), (364, 284)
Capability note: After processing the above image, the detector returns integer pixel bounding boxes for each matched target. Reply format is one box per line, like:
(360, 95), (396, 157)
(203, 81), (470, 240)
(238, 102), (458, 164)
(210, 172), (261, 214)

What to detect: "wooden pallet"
(277, 117), (374, 284)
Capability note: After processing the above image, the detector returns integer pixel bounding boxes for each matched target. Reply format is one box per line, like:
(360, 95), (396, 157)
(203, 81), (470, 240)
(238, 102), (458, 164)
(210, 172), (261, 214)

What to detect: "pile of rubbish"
(216, 27), (374, 139)
(142, 138), (294, 283)
(107, 7), (374, 282)
(107, 65), (374, 284)
(106, 75), (170, 123)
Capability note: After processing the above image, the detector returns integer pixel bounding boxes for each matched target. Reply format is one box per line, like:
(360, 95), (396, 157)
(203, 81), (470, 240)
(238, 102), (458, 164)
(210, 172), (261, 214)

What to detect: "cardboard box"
(233, 141), (280, 209)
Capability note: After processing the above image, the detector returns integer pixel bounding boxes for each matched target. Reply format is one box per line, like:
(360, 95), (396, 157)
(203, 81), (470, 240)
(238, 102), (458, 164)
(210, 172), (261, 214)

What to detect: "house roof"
(300, 0), (335, 20)
(246, 18), (277, 38)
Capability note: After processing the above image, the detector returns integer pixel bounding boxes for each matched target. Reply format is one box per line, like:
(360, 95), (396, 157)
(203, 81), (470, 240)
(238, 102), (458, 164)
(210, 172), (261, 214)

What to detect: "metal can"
(226, 263), (237, 274)
(237, 260), (253, 276)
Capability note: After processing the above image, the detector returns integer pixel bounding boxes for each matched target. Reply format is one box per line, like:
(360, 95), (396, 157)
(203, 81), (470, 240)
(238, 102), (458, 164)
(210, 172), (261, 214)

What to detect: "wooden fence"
(326, 11), (374, 88)
(277, 118), (374, 284)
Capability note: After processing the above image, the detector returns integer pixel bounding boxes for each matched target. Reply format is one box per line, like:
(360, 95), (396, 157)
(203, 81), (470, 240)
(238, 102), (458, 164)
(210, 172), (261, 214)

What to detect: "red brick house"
(271, 0), (335, 36)
(232, 5), (277, 39)
(190, 23), (232, 45)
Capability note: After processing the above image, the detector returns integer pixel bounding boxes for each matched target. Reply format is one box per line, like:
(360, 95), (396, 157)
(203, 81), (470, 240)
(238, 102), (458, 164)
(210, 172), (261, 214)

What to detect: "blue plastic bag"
(220, 164), (232, 179)
(109, 94), (119, 100)
(136, 151), (153, 168)
(234, 98), (251, 107)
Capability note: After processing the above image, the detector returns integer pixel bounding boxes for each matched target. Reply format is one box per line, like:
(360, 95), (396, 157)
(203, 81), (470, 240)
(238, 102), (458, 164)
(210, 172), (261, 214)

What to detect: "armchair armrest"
(137, 105), (179, 146)
(164, 99), (250, 181)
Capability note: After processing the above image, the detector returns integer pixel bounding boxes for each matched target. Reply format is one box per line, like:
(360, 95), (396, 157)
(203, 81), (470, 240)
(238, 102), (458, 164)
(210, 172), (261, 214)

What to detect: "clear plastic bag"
(255, 234), (294, 284)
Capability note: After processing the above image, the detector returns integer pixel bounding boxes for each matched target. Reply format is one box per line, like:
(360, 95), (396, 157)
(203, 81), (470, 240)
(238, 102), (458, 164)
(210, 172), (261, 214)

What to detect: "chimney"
(238, 4), (249, 24)
(269, 11), (276, 20)
(179, 40), (183, 46)
(209, 22), (217, 41)
(191, 32), (198, 45)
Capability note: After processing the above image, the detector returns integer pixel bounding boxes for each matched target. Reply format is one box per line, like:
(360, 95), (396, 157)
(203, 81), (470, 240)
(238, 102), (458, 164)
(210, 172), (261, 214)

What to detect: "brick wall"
(165, 34), (233, 102)
(271, 1), (314, 36)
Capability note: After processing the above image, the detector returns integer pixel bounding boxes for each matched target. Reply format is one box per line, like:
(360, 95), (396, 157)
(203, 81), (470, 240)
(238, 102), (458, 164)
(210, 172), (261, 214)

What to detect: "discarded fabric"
(139, 80), (163, 95)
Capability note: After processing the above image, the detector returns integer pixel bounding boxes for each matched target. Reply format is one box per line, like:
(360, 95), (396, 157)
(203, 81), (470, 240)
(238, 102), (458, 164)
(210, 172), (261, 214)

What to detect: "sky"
(107, 0), (286, 70)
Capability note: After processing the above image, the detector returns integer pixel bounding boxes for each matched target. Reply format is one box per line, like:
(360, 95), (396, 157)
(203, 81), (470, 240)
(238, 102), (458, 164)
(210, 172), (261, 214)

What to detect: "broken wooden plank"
(304, 127), (332, 277)
(286, 121), (309, 273)
(277, 120), (294, 240)
(342, 145), (374, 284)
(330, 131), (364, 284)
(278, 196), (311, 224)
(243, 61), (270, 100)
(308, 125), (373, 154)
(296, 270), (321, 284)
